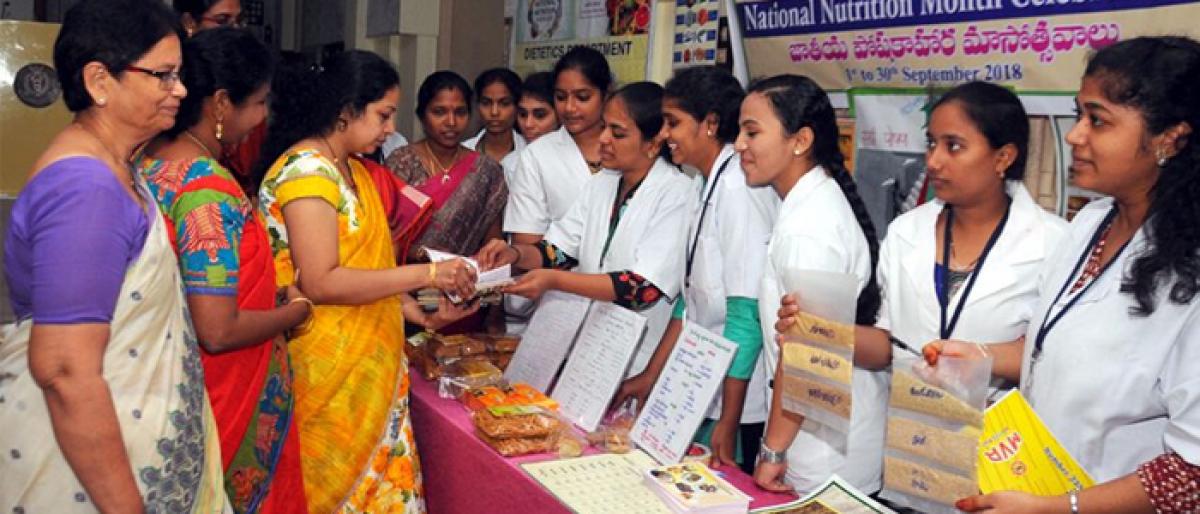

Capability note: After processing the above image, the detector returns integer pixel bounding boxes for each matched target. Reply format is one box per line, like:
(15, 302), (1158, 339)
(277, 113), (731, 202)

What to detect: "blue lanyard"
(1032, 207), (1131, 360)
(938, 198), (1011, 340)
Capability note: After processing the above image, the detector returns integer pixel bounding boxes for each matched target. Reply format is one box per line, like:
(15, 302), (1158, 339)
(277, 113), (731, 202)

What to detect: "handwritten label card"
(630, 322), (736, 465)
(504, 291), (593, 392)
(552, 302), (648, 432)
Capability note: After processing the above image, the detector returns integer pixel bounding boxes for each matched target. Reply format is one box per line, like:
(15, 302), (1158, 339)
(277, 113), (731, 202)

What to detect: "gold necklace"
(76, 122), (135, 187)
(423, 141), (461, 184)
(319, 135), (357, 195)
(184, 130), (216, 158)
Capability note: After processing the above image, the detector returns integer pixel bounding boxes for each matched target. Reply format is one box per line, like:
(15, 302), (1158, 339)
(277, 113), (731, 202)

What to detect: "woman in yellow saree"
(254, 51), (477, 513)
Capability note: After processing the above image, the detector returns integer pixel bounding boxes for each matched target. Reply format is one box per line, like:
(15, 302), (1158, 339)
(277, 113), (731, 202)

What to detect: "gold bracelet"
(289, 297), (315, 311)
(428, 262), (438, 287)
(287, 297), (315, 334)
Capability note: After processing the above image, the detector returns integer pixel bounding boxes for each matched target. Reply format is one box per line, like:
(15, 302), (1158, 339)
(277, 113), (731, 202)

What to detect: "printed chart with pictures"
(750, 475), (895, 514)
(673, 0), (720, 67)
(522, 451), (672, 514)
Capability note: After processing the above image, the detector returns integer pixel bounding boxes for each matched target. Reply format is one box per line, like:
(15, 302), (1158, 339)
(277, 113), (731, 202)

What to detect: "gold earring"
(215, 117), (224, 142)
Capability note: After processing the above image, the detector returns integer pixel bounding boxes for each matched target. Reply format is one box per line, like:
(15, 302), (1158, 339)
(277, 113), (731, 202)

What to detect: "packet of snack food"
(438, 359), (504, 399)
(473, 405), (562, 439)
(587, 399), (637, 454)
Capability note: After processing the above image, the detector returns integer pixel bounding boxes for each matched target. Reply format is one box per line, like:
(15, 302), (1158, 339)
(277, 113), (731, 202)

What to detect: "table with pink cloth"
(408, 367), (798, 513)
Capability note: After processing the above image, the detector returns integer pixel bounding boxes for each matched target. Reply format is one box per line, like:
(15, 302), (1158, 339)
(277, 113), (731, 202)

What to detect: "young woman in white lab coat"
(741, 75), (887, 495)
(502, 71), (561, 334)
(777, 82), (1067, 402)
(463, 67), (527, 173)
(514, 72), (560, 147)
(612, 66), (778, 475)
(504, 47), (612, 245)
(930, 37), (1200, 514)
(477, 82), (696, 376)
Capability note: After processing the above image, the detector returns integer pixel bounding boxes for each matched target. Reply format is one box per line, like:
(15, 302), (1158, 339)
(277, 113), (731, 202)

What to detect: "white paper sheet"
(503, 291), (593, 391)
(424, 247), (514, 296)
(552, 302), (648, 431)
(631, 322), (737, 465)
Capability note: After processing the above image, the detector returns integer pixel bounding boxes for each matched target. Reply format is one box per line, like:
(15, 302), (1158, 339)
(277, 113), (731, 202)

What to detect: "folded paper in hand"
(424, 247), (515, 302)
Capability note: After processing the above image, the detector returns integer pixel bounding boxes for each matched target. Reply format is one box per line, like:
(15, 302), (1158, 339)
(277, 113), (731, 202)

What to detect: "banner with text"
(735, 0), (1200, 91)
(514, 0), (651, 84)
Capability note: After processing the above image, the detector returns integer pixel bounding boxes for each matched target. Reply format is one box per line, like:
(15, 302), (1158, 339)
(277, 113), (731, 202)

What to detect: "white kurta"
(463, 128), (527, 184)
(505, 127), (593, 235)
(1022, 198), (1200, 482)
(545, 158), (697, 376)
(877, 182), (1067, 399)
(682, 146), (779, 424)
(759, 166), (887, 494)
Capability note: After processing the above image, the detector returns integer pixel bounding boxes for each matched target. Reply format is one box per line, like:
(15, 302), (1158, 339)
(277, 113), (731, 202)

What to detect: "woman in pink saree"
(384, 71), (507, 263)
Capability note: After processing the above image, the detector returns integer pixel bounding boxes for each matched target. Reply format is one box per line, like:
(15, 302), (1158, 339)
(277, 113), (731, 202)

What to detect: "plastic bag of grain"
(777, 270), (859, 447)
(881, 353), (991, 513)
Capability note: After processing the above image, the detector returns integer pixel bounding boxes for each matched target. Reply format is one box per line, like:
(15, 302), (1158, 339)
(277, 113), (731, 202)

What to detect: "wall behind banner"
(734, 0), (1200, 92)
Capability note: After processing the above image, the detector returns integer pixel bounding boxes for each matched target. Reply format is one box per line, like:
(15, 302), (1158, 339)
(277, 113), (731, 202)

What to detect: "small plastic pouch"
(438, 359), (504, 399)
(587, 399), (637, 454)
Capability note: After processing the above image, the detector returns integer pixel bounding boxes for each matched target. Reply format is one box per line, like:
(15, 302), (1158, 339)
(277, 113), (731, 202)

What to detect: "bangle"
(289, 297), (314, 311)
(1068, 490), (1079, 514)
(428, 262), (438, 287)
(287, 297), (315, 334)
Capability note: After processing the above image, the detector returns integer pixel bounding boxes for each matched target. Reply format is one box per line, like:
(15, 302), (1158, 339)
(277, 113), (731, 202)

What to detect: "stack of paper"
(643, 462), (750, 514)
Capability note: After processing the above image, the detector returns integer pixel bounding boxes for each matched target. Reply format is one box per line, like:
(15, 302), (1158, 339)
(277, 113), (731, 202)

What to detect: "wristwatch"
(758, 439), (786, 465)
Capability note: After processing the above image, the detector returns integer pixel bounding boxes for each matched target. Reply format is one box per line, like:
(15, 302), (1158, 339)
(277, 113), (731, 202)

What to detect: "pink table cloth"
(408, 367), (798, 513)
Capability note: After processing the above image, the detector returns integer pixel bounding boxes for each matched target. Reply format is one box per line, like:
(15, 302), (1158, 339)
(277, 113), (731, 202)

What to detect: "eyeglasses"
(124, 65), (182, 91)
(201, 13), (247, 28)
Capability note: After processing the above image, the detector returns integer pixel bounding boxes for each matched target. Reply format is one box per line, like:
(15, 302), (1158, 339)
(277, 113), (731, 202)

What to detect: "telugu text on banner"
(735, 0), (1200, 91)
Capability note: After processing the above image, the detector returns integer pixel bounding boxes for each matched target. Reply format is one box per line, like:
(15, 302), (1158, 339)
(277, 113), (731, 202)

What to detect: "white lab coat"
(759, 166), (887, 494)
(505, 127), (593, 235)
(380, 132), (410, 159)
(1022, 198), (1200, 482)
(681, 146), (779, 424)
(463, 128), (527, 184)
(878, 182), (1067, 399)
(545, 158), (697, 376)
